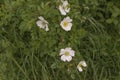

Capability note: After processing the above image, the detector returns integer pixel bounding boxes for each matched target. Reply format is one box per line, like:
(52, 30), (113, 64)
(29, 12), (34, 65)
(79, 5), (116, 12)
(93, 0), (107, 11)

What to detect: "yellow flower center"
(63, 21), (68, 27)
(78, 63), (83, 68)
(64, 51), (70, 56)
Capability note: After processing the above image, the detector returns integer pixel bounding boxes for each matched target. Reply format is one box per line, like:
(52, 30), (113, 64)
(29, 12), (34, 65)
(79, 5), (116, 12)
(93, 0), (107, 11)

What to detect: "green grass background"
(0, 0), (120, 80)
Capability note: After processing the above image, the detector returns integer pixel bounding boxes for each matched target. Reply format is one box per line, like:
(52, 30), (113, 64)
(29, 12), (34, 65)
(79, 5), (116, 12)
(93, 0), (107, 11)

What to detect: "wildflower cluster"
(36, 0), (87, 72)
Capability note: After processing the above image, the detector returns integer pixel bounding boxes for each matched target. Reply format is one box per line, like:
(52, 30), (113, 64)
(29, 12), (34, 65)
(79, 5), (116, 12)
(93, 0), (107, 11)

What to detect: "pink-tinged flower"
(59, 0), (70, 15)
(60, 16), (72, 31)
(77, 61), (87, 72)
(60, 47), (75, 62)
(36, 16), (49, 31)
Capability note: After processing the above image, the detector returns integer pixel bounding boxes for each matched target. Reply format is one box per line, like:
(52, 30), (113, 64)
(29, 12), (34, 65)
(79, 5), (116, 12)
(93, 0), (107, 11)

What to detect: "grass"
(0, 0), (120, 80)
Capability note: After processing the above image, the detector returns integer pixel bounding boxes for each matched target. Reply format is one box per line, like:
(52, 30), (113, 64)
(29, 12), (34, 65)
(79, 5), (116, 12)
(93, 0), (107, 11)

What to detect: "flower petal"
(65, 17), (72, 22)
(70, 50), (75, 56)
(68, 23), (72, 27)
(60, 49), (65, 55)
(65, 47), (71, 50)
(63, 1), (68, 6)
(77, 66), (83, 72)
(63, 25), (72, 31)
(59, 5), (66, 15)
(66, 56), (72, 62)
(38, 16), (44, 21)
(36, 21), (44, 28)
(45, 25), (49, 31)
(38, 16), (48, 24)
(65, 8), (70, 13)
(80, 61), (87, 67)
(61, 55), (66, 62)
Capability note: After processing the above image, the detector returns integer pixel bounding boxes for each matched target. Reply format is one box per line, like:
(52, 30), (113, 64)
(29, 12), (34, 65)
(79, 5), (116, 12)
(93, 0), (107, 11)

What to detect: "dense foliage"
(0, 0), (120, 80)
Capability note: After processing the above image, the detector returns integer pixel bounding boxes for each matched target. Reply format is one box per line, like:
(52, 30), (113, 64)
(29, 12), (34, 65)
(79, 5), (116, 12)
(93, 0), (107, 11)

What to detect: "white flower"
(59, 0), (70, 15)
(60, 16), (72, 31)
(60, 47), (75, 62)
(36, 16), (49, 31)
(77, 61), (87, 72)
